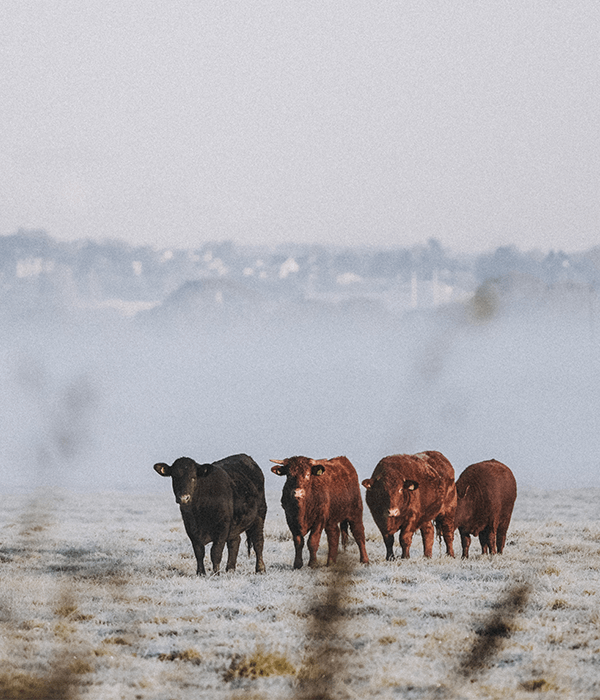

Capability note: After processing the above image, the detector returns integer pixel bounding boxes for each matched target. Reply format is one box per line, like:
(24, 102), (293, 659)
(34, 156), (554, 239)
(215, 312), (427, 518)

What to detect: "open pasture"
(0, 488), (599, 699)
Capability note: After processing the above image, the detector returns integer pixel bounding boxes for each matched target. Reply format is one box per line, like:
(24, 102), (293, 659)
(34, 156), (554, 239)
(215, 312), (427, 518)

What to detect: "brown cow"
(455, 459), (517, 558)
(270, 455), (370, 569)
(362, 451), (456, 560)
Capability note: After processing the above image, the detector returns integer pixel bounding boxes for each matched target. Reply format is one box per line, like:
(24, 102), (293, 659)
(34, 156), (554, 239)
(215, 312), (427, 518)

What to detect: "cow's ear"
(362, 478), (373, 489)
(196, 463), (214, 478)
(270, 459), (288, 476)
(311, 464), (325, 476)
(154, 463), (171, 477)
(403, 479), (419, 491)
(457, 484), (470, 499)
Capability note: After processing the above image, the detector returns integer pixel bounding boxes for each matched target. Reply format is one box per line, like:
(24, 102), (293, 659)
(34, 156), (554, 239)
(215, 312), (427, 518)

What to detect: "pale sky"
(2, 1), (599, 253)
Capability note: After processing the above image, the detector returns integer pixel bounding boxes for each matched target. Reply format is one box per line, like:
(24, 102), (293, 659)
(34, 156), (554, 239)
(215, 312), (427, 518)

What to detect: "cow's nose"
(387, 507), (400, 518)
(178, 494), (192, 505)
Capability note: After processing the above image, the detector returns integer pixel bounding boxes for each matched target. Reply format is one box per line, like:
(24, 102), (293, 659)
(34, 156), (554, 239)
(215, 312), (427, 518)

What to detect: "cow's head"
(362, 476), (418, 519)
(154, 456), (213, 507)
(270, 456), (325, 501)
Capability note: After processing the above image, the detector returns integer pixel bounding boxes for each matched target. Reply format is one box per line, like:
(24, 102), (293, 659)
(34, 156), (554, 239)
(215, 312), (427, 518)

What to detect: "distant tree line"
(0, 229), (598, 319)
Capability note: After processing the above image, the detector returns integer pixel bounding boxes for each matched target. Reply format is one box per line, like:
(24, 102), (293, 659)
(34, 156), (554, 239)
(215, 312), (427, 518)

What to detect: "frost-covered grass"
(0, 489), (599, 699)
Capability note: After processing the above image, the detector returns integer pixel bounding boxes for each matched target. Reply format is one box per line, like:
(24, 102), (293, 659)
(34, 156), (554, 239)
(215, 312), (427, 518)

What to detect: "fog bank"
(1, 287), (598, 494)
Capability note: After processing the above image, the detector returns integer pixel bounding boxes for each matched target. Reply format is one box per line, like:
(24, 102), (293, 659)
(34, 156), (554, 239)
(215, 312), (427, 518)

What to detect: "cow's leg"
(348, 519), (370, 564)
(420, 522), (434, 558)
(496, 525), (508, 554)
(225, 535), (241, 572)
(247, 519), (266, 573)
(479, 528), (491, 554)
(325, 524), (340, 565)
(487, 525), (498, 554)
(436, 515), (455, 557)
(292, 534), (304, 570)
(210, 537), (227, 574)
(181, 514), (207, 576)
(307, 526), (323, 568)
(340, 520), (349, 550)
(460, 530), (471, 559)
(384, 534), (395, 561)
(191, 541), (207, 576)
(399, 528), (414, 559)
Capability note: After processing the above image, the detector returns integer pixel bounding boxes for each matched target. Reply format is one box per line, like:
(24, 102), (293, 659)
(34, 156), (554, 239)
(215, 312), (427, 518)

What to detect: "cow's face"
(362, 476), (418, 519)
(271, 456), (325, 501)
(154, 456), (208, 507)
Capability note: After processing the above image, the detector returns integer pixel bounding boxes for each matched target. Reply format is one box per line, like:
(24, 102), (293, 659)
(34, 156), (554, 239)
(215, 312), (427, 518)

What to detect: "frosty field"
(1, 488), (599, 700)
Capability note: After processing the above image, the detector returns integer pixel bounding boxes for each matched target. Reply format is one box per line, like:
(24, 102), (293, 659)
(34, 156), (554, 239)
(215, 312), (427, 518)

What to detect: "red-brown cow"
(270, 455), (370, 569)
(362, 451), (456, 560)
(455, 459), (517, 558)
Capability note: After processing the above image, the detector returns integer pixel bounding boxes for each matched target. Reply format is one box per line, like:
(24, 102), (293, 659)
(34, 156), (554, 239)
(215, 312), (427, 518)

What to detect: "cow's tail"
(246, 533), (252, 557)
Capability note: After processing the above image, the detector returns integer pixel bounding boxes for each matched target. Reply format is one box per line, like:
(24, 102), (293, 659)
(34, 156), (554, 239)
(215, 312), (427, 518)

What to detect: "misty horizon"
(1, 230), (598, 494)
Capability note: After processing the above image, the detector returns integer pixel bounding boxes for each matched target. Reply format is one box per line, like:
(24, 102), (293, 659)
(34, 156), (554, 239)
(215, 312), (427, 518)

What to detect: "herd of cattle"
(154, 451), (517, 576)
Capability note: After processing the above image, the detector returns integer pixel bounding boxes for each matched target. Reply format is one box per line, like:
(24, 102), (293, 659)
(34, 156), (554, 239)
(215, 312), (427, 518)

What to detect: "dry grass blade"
(224, 646), (295, 681)
(456, 581), (531, 679)
(418, 581), (532, 700)
(0, 590), (84, 700)
(0, 667), (73, 700)
(294, 556), (355, 700)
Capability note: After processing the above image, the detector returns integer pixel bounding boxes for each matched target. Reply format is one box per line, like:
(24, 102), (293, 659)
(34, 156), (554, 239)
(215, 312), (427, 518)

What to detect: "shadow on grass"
(294, 556), (356, 700)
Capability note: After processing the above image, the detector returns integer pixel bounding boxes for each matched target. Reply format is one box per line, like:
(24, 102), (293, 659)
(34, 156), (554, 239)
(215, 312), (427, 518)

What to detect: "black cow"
(154, 453), (267, 575)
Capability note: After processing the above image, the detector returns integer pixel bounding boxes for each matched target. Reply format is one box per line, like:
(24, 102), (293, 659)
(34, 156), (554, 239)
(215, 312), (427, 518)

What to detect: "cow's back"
(216, 454), (268, 525)
(417, 451), (455, 485)
(313, 456), (363, 522)
(456, 459), (516, 527)
(415, 451), (457, 517)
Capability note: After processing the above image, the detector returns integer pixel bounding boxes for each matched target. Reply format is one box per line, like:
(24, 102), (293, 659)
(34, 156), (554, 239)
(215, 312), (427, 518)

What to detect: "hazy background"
(2, 3), (600, 496)
(2, 1), (600, 252)
(0, 234), (598, 493)
(3, 296), (599, 494)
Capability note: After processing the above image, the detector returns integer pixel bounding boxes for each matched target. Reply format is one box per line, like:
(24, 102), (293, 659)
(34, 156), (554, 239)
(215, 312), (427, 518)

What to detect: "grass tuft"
(224, 646), (296, 681)
(54, 602), (79, 618)
(158, 649), (202, 665)
(0, 665), (78, 699)
(543, 565), (560, 576)
(102, 636), (131, 646)
(392, 617), (408, 627)
(68, 658), (94, 675)
(521, 678), (554, 692)
(0, 670), (56, 700)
